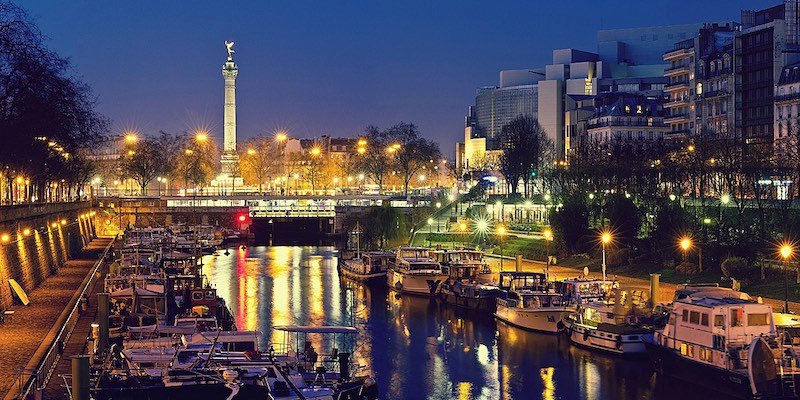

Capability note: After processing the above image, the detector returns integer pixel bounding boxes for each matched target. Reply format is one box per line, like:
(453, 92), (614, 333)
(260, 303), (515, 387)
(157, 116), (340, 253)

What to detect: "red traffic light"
(238, 214), (247, 222)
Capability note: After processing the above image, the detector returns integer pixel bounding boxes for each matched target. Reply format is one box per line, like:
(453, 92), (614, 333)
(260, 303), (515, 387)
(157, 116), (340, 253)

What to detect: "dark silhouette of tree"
(240, 136), (280, 193)
(0, 1), (107, 202)
(549, 194), (589, 253)
(384, 122), (441, 196)
(353, 126), (392, 191)
(120, 137), (162, 195)
(498, 117), (551, 196)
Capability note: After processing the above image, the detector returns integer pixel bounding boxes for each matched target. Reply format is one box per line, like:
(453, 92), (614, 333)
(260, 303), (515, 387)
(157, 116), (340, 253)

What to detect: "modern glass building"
(471, 84), (538, 150)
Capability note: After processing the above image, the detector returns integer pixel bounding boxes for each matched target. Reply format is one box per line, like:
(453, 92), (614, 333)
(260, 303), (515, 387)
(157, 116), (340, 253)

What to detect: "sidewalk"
(485, 255), (800, 312)
(0, 237), (113, 399)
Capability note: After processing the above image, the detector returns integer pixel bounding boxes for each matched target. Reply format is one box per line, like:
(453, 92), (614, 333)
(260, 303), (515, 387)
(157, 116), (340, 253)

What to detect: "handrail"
(15, 234), (117, 400)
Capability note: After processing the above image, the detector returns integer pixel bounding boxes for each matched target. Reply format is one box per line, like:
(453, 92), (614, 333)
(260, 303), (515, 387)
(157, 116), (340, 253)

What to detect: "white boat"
(436, 249), (499, 311)
(494, 272), (570, 333)
(564, 301), (653, 355)
(645, 288), (800, 398)
(387, 247), (446, 296)
(338, 251), (396, 283)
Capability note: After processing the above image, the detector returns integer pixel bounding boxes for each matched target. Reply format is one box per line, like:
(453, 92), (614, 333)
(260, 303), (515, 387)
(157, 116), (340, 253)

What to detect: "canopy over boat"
(273, 325), (358, 334)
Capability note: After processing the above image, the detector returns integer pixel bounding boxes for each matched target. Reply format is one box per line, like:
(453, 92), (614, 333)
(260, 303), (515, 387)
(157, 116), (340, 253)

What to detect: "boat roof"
(500, 271), (547, 278)
(273, 325), (359, 334)
(678, 296), (759, 308)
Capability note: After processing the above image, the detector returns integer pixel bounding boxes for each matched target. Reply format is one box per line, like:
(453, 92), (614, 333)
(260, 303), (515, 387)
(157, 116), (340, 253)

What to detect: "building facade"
(586, 92), (669, 146)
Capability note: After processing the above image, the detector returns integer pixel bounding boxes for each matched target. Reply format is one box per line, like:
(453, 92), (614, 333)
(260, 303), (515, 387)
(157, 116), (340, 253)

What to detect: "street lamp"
(195, 131), (208, 142)
(543, 228), (553, 279)
(124, 132), (138, 144)
(458, 221), (468, 248)
(679, 236), (692, 261)
(427, 217), (434, 247)
(601, 231), (612, 282)
(780, 243), (794, 313)
(275, 131), (288, 143)
(496, 225), (507, 272)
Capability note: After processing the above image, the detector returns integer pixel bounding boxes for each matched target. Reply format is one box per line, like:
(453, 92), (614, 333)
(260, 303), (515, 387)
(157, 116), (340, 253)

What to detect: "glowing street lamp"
(600, 231), (612, 281)
(496, 225), (507, 272)
(780, 243), (795, 313)
(679, 236), (692, 260)
(195, 131), (208, 142)
(124, 132), (138, 144)
(310, 147), (321, 157)
(543, 228), (554, 278)
(247, 148), (256, 155)
(458, 221), (468, 248)
(275, 131), (288, 143)
(427, 217), (435, 246)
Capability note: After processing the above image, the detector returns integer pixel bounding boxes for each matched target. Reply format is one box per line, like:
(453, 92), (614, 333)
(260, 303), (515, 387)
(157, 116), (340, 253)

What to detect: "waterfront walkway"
(485, 255), (800, 312)
(0, 237), (113, 400)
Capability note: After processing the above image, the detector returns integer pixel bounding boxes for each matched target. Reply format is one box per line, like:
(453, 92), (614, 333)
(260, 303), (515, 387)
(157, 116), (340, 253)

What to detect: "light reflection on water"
(202, 246), (716, 400)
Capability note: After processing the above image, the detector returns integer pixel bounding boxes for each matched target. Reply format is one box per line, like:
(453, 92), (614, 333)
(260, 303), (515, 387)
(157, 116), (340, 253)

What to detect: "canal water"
(202, 245), (718, 400)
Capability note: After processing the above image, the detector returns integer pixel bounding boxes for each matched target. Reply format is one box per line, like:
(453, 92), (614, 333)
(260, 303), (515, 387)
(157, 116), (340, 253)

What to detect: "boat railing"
(14, 233), (117, 400)
(653, 330), (752, 371)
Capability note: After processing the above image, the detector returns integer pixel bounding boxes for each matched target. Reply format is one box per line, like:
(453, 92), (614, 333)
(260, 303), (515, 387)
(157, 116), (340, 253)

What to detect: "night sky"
(26, 0), (758, 155)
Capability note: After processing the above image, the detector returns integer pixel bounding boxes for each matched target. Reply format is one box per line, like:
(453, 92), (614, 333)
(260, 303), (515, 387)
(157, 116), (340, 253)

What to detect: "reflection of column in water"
(270, 247), (291, 344)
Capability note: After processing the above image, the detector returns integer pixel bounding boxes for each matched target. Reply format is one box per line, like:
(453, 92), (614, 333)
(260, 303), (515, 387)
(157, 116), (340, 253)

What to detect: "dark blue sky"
(26, 0), (759, 155)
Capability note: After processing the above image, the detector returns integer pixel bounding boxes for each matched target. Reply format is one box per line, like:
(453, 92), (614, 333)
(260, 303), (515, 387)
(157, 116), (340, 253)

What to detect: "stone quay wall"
(0, 203), (95, 308)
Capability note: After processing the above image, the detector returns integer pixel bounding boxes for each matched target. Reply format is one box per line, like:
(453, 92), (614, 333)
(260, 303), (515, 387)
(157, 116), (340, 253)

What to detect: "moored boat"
(387, 247), (446, 296)
(338, 251), (396, 283)
(437, 249), (500, 311)
(494, 272), (570, 333)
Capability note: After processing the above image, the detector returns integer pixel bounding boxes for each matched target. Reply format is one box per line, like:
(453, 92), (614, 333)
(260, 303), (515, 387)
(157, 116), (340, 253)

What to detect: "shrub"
(721, 256), (754, 282)
(676, 261), (701, 275)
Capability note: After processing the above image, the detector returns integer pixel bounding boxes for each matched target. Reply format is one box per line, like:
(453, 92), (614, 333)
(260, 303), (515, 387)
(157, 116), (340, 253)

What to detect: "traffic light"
(530, 169), (538, 178)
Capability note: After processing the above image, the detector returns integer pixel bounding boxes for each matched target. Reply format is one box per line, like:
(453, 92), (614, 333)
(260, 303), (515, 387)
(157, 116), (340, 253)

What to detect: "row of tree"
(117, 122), (443, 196)
(0, 1), (106, 203)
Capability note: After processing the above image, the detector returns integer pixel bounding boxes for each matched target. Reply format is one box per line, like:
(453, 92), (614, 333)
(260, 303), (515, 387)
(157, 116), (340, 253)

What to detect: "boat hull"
(337, 264), (386, 283)
(441, 289), (499, 313)
(387, 269), (444, 296)
(494, 304), (570, 333)
(565, 319), (650, 355)
(644, 339), (754, 399)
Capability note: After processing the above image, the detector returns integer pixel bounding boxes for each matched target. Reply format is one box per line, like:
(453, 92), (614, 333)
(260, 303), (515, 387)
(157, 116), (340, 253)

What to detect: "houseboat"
(338, 251), (396, 283)
(564, 290), (654, 355)
(494, 272), (570, 333)
(645, 291), (800, 398)
(387, 247), (446, 296)
(437, 250), (500, 312)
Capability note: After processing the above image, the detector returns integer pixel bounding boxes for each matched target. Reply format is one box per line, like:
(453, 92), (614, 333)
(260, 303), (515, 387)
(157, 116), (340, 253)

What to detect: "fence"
(13, 234), (116, 400)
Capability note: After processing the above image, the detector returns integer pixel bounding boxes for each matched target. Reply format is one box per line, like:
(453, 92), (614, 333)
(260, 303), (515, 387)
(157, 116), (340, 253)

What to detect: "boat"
(387, 247), (446, 296)
(338, 251), (396, 283)
(564, 293), (654, 355)
(645, 288), (800, 398)
(494, 272), (570, 333)
(437, 249), (500, 311)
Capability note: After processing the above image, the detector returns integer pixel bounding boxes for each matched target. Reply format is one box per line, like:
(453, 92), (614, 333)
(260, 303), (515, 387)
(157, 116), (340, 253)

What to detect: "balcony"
(664, 113), (690, 124)
(665, 81), (690, 91)
(587, 118), (667, 129)
(665, 97), (690, 108)
(775, 92), (800, 103)
(664, 47), (695, 61)
(700, 89), (730, 100)
(664, 65), (690, 77)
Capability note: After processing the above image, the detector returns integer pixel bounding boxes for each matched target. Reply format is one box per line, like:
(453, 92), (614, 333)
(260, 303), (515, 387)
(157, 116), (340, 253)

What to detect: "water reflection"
(202, 246), (716, 400)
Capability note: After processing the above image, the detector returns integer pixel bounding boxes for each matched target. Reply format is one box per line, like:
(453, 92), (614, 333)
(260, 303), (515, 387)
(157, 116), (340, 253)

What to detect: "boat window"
(730, 309), (743, 327)
(192, 292), (203, 300)
(681, 309), (688, 322)
(714, 315), (724, 327)
(699, 347), (712, 362)
(679, 342), (687, 356)
(689, 311), (700, 324)
(701, 313), (709, 327)
(747, 313), (769, 326)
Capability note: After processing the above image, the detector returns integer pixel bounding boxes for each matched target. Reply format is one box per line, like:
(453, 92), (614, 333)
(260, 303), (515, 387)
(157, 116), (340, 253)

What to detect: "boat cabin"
(359, 251), (395, 274)
(556, 278), (617, 304)
(498, 272), (549, 291)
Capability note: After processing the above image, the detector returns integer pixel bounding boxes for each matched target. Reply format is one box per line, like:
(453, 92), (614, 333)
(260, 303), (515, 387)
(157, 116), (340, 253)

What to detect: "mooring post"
(97, 292), (109, 352)
(649, 273), (660, 310)
(515, 255), (522, 272)
(71, 355), (90, 400)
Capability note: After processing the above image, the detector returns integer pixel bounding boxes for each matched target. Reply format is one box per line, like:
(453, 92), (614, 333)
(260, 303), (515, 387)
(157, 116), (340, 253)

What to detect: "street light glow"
(195, 131), (208, 142)
(679, 236), (692, 251)
(459, 222), (467, 232)
(780, 243), (794, 260)
(247, 148), (256, 155)
(310, 147), (321, 156)
(721, 194), (730, 204)
(275, 131), (288, 142)
(543, 228), (553, 241)
(124, 132), (138, 144)
(496, 225), (507, 235)
(427, 217), (434, 225)
(601, 231), (612, 244)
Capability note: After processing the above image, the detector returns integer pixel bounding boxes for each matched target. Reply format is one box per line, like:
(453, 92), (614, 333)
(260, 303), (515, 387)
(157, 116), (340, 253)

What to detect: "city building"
(774, 61), (800, 140)
(737, 1), (800, 151)
(586, 92), (669, 146)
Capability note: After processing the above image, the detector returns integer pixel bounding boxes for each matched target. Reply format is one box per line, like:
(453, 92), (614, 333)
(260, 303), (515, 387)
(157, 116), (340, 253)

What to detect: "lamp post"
(458, 221), (468, 249)
(679, 236), (692, 262)
(719, 194), (730, 241)
(601, 231), (611, 282)
(543, 228), (553, 279)
(497, 225), (507, 272)
(780, 243), (794, 314)
(427, 218), (434, 247)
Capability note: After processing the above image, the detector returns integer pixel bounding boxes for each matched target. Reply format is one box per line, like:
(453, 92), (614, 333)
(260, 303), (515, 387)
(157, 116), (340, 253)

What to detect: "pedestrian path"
(0, 237), (113, 400)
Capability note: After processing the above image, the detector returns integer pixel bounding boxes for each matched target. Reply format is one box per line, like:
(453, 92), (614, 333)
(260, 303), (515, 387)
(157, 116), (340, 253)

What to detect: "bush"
(721, 256), (755, 282)
(676, 261), (701, 275)
(549, 194), (589, 253)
